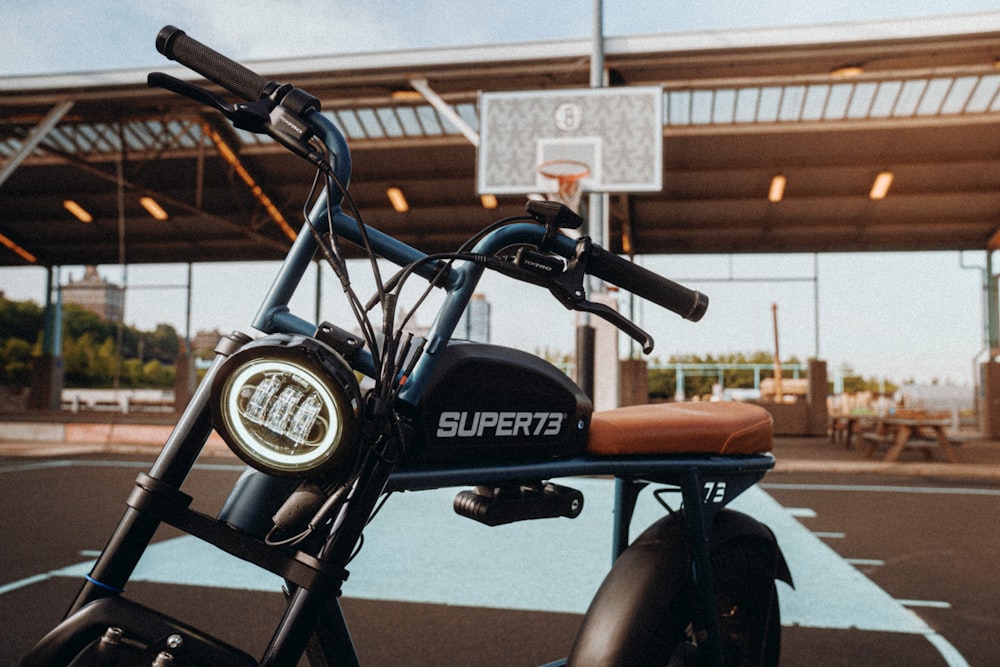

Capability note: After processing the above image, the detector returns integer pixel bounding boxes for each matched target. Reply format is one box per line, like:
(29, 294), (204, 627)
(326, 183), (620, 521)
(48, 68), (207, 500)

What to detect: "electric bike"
(20, 25), (791, 667)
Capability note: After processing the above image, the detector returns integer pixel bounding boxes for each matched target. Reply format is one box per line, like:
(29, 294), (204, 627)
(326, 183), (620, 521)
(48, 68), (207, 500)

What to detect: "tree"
(0, 296), (184, 389)
(0, 299), (43, 341)
(141, 359), (175, 387)
(2, 338), (32, 387)
(144, 323), (181, 362)
(647, 351), (810, 400)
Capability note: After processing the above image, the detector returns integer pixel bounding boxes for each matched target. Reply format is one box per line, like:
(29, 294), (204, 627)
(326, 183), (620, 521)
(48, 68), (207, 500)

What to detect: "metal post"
(988, 251), (999, 356)
(185, 263), (193, 350)
(575, 0), (604, 400)
(589, 0), (606, 250)
(42, 267), (62, 356)
(29, 266), (64, 410)
(814, 253), (820, 358)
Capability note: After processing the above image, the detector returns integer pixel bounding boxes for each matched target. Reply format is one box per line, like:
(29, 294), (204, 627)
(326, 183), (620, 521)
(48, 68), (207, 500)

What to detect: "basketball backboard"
(477, 86), (663, 198)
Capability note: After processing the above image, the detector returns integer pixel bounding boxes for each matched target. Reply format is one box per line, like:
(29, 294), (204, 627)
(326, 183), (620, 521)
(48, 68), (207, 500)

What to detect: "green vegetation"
(648, 351), (801, 398)
(1, 296), (903, 395)
(0, 297), (180, 389)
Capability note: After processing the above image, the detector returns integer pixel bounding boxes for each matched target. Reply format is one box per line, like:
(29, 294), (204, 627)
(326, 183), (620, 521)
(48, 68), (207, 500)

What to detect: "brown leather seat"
(586, 402), (773, 456)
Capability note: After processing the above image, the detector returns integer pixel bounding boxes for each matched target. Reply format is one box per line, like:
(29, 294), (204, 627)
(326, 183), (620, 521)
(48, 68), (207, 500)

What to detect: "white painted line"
(924, 630), (971, 667)
(812, 531), (846, 539)
(845, 558), (885, 567)
(0, 460), (74, 474)
(786, 507), (817, 518)
(899, 599), (952, 609)
(762, 482), (1000, 497)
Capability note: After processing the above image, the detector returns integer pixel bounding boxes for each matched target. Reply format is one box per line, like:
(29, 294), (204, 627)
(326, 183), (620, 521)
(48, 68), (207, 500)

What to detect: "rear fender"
(710, 508), (793, 586)
(566, 508), (791, 666)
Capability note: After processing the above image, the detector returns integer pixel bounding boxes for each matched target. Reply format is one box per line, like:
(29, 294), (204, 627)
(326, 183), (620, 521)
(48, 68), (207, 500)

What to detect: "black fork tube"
(66, 333), (250, 616)
(261, 443), (396, 666)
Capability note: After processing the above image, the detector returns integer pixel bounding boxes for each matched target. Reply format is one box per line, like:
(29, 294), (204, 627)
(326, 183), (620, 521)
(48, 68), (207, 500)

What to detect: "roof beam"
(409, 78), (480, 147)
(0, 100), (73, 188)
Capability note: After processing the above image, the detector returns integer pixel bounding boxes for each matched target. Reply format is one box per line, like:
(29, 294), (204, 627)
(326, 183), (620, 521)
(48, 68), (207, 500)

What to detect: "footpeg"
(454, 482), (584, 526)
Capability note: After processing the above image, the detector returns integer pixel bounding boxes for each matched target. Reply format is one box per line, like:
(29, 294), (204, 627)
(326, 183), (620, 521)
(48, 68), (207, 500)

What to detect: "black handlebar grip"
(588, 246), (708, 321)
(156, 25), (274, 102)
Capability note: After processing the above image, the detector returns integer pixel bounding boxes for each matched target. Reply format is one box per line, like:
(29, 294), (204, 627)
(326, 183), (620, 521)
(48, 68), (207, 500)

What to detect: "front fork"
(66, 331), (253, 615)
(62, 330), (398, 666)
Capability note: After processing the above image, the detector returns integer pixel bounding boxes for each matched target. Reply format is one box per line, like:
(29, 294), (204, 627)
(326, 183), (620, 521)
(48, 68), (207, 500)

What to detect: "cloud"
(5, 1), (999, 77)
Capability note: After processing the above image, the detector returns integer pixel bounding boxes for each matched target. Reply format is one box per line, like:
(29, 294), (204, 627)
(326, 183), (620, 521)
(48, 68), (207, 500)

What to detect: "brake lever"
(150, 72), (327, 169)
(148, 72), (235, 115)
(548, 237), (655, 354)
(149, 71), (274, 131)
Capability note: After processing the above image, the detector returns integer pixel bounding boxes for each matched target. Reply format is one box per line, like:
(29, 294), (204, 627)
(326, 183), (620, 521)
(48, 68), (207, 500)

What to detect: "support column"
(981, 251), (1000, 438)
(988, 251), (999, 356)
(28, 267), (64, 411)
(174, 263), (196, 410)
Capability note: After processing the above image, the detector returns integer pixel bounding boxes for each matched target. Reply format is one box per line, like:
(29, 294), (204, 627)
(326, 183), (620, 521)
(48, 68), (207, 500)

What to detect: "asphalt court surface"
(2, 453), (999, 666)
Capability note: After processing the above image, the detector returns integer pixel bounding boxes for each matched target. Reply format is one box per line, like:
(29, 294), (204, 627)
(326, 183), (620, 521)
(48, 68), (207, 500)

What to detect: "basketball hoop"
(537, 159), (590, 212)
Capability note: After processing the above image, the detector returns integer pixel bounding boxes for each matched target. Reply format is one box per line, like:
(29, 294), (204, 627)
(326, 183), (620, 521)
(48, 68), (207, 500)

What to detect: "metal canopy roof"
(1, 13), (999, 268)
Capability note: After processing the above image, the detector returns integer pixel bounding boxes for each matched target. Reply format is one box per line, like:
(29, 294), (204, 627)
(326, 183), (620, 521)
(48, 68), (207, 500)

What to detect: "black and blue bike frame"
(21, 32), (781, 667)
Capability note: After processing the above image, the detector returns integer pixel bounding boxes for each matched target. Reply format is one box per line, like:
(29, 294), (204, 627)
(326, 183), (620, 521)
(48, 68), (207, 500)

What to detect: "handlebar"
(151, 24), (708, 348)
(156, 25), (275, 102)
(587, 245), (708, 322)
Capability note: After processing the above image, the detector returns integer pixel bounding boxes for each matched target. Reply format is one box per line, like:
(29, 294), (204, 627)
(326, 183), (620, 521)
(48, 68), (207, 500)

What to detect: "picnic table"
(856, 411), (960, 463)
(828, 413), (876, 450)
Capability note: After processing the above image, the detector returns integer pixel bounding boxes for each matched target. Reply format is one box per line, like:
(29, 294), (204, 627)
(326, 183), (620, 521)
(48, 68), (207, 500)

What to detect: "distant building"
(458, 293), (491, 343)
(62, 265), (124, 322)
(191, 328), (225, 354)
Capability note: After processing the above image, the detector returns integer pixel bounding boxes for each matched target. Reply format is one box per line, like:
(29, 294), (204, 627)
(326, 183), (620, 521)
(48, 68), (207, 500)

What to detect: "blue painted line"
(0, 573), (51, 595)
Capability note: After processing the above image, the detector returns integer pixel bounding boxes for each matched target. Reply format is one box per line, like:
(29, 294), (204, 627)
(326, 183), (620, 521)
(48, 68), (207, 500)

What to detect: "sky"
(1, 1), (999, 388)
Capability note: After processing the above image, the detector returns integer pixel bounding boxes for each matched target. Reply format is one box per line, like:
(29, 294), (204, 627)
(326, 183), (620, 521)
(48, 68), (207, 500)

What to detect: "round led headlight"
(210, 334), (362, 478)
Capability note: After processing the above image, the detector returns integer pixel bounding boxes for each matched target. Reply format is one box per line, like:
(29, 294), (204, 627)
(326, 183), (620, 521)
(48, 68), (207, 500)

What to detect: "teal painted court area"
(24, 474), (967, 664)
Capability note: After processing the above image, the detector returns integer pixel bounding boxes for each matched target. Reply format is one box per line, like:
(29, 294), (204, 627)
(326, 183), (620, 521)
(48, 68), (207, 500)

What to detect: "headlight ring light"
(210, 334), (362, 479)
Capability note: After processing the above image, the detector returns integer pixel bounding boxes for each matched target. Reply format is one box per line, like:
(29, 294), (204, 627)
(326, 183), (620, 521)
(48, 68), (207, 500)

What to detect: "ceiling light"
(63, 200), (93, 223)
(869, 171), (894, 200)
(831, 65), (864, 78)
(205, 124), (297, 241)
(387, 187), (409, 213)
(390, 89), (424, 102)
(0, 232), (37, 263)
(480, 194), (498, 209)
(139, 196), (169, 220)
(768, 175), (786, 203)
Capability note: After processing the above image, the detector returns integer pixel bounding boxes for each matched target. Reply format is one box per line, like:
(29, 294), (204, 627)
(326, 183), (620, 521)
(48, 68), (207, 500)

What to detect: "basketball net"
(537, 159), (590, 213)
